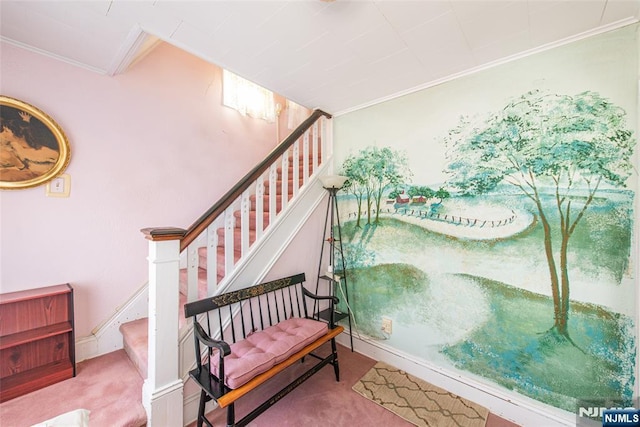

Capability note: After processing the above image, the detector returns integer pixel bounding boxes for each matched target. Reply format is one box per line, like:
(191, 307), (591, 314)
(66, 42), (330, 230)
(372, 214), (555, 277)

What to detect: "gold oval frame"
(0, 96), (71, 190)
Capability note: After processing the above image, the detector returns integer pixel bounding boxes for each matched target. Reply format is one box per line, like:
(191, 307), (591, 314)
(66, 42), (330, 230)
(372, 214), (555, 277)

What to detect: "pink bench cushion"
(214, 318), (328, 389)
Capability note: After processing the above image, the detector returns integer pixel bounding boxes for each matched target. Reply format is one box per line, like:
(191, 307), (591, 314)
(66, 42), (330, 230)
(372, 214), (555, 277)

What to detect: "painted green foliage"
(444, 90), (635, 339)
(341, 146), (411, 227)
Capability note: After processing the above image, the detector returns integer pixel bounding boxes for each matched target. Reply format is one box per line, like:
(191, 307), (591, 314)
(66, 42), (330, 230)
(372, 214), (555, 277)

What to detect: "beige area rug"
(353, 361), (489, 427)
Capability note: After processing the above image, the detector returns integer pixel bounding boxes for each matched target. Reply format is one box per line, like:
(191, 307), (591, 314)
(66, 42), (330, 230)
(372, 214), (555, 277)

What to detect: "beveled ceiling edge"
(106, 25), (161, 77)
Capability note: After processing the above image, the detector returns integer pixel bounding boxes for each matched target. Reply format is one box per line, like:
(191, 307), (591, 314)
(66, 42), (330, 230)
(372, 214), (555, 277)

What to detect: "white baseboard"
(336, 332), (576, 427)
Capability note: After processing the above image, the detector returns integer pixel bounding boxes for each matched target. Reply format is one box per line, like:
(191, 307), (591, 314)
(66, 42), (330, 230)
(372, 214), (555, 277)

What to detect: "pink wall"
(0, 41), (306, 336)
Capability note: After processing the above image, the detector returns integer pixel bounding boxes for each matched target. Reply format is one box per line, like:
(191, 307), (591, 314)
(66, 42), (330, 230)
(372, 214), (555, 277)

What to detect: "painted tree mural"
(342, 146), (411, 227)
(445, 90), (635, 341)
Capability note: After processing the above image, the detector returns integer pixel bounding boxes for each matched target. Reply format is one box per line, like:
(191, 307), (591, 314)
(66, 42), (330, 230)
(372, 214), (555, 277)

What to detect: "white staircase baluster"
(224, 205), (236, 277)
(312, 121), (319, 172)
(280, 153), (289, 211)
(292, 141), (300, 198)
(240, 190), (250, 255)
(303, 130), (310, 186)
(256, 176), (265, 239)
(321, 117), (332, 165)
(269, 164), (278, 220)
(186, 243), (198, 302)
(206, 219), (221, 295)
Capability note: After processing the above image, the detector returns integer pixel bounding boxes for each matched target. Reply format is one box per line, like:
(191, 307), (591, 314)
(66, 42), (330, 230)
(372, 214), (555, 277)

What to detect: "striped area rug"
(352, 361), (488, 427)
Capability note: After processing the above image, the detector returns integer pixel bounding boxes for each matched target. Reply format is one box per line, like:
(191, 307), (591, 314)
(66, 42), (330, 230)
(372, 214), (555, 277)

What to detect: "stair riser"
(233, 211), (271, 230)
(216, 227), (256, 248)
(250, 195), (284, 212)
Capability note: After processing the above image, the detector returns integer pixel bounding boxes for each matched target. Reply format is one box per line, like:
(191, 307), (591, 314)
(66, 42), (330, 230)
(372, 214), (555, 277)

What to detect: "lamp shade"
(319, 175), (348, 189)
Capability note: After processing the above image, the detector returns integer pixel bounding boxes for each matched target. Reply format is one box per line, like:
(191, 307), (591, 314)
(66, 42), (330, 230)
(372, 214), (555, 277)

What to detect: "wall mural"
(335, 89), (636, 413)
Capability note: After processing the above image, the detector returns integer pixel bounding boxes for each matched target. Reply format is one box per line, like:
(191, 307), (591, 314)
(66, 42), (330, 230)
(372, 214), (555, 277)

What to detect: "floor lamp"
(316, 175), (353, 351)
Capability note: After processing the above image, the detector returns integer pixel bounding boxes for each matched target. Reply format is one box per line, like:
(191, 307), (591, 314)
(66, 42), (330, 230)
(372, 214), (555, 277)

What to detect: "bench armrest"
(302, 287), (339, 304)
(194, 321), (231, 356)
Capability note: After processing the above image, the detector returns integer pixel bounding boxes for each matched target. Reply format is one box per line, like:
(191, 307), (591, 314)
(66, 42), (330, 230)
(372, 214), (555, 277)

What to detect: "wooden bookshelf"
(0, 284), (75, 402)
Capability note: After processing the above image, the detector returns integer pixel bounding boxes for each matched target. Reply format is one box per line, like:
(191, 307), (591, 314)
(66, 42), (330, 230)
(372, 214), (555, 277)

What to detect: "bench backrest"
(184, 272), (312, 344)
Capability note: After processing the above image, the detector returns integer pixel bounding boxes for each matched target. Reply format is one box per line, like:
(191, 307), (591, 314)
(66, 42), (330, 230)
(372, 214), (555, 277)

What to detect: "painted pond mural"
(333, 88), (637, 414)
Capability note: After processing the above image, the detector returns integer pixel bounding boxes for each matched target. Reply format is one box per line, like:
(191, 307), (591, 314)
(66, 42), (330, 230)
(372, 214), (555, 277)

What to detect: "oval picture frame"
(0, 96), (71, 190)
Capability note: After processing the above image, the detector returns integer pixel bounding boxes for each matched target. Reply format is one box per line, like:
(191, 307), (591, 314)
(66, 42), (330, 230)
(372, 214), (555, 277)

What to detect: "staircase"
(118, 110), (334, 425)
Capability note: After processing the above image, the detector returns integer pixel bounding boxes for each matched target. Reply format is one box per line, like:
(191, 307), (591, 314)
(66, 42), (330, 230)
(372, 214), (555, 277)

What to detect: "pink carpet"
(0, 350), (146, 427)
(0, 344), (518, 427)
(189, 343), (519, 427)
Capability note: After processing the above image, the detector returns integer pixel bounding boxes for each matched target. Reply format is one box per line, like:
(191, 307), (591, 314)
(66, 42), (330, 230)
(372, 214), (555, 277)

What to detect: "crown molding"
(334, 17), (639, 117)
(0, 36), (108, 75)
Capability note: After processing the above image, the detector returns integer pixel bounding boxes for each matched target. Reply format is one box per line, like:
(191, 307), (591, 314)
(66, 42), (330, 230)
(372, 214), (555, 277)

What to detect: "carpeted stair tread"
(120, 318), (148, 380)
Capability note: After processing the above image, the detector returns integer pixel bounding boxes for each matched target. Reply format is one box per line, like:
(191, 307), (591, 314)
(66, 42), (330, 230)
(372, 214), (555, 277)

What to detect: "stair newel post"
(141, 227), (186, 427)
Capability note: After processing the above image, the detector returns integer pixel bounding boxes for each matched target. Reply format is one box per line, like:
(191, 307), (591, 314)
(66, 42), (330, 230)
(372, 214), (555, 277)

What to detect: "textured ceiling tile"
(457, 1), (529, 49)
(170, 22), (230, 64)
(152, 1), (234, 34)
(376, 0), (453, 32)
(401, 11), (468, 56)
(471, 29), (532, 64)
(107, 1), (181, 37)
(317, 1), (388, 41)
(601, 0), (640, 23)
(449, 0), (514, 23)
(418, 45), (477, 81)
(345, 23), (407, 64)
(529, 1), (604, 45)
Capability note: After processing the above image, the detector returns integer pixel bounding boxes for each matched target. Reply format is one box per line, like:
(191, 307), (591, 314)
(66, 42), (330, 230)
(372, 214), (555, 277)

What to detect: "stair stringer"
(76, 282), (149, 362)
(178, 163), (331, 426)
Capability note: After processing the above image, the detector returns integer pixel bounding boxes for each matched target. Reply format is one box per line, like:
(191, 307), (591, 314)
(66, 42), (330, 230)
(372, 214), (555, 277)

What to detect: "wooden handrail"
(180, 109), (332, 251)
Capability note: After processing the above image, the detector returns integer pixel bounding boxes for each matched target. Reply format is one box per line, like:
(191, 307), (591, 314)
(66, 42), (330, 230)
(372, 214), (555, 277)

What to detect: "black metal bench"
(184, 272), (344, 427)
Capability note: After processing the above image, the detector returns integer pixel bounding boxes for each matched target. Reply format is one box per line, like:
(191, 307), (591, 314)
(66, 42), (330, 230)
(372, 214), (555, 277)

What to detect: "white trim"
(106, 26), (160, 76)
(334, 17), (640, 117)
(336, 332), (576, 427)
(74, 335), (98, 363)
(0, 36), (108, 75)
(143, 379), (183, 427)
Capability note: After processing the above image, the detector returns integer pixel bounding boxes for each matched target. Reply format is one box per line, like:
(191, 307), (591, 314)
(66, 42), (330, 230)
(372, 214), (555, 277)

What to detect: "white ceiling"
(1, 1), (638, 115)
